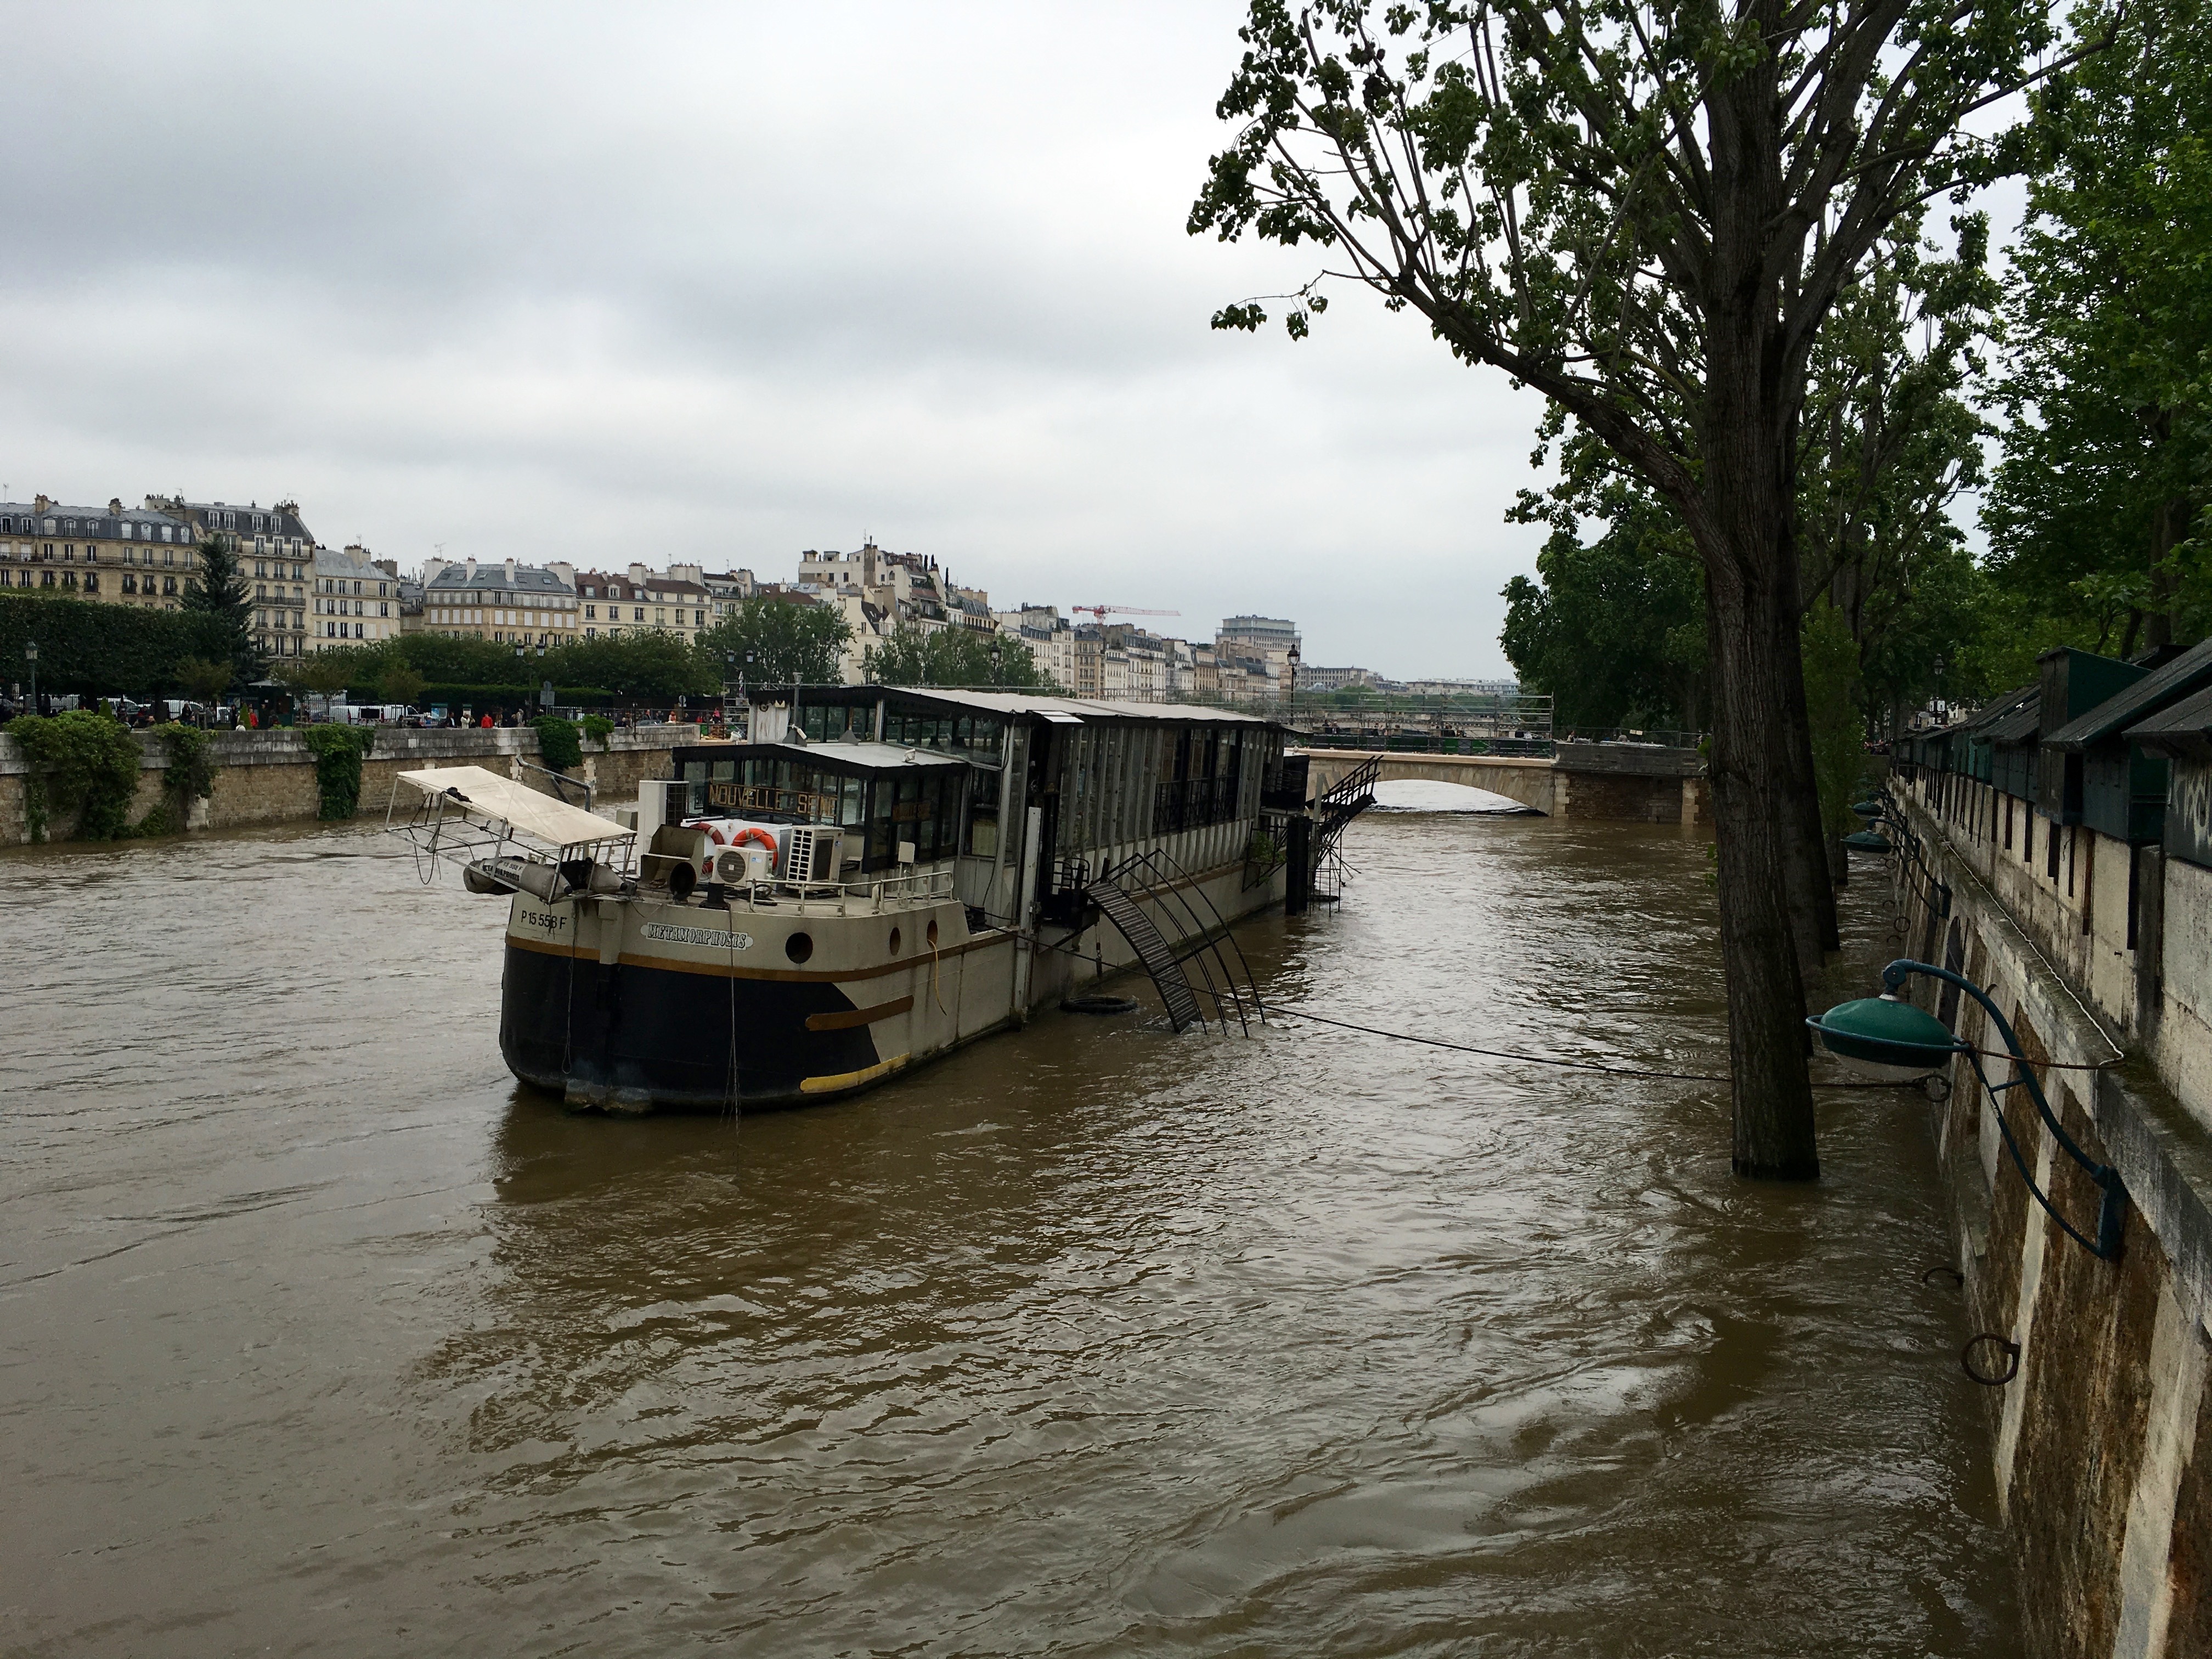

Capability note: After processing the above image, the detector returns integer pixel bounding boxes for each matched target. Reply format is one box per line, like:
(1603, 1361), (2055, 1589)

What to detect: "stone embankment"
(1891, 777), (2212, 1658)
(0, 725), (697, 845)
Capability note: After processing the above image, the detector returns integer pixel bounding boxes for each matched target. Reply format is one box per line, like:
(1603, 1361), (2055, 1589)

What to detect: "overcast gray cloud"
(0, 1), (1550, 675)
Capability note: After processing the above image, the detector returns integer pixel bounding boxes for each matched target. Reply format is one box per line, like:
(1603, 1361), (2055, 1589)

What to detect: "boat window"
(840, 775), (864, 827)
(867, 780), (894, 868)
(1000, 728), (1027, 864)
(966, 762), (998, 858)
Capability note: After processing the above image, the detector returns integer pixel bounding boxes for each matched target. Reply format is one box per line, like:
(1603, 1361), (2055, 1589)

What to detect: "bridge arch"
(1296, 747), (1708, 826)
(1301, 749), (1557, 814)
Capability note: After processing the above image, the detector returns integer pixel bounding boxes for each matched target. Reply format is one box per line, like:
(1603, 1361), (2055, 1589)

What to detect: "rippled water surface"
(2, 811), (2015, 1656)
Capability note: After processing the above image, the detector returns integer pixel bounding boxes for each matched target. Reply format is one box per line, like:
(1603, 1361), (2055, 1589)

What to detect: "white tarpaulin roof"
(395, 765), (633, 849)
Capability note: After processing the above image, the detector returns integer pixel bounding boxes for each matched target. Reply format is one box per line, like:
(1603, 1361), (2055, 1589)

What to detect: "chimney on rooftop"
(504, 557), (516, 587)
(465, 557), (477, 583)
(34, 494), (51, 514)
(109, 498), (123, 514)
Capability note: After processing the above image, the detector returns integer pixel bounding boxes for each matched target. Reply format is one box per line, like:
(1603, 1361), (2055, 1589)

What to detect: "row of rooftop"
(0, 491), (1502, 695)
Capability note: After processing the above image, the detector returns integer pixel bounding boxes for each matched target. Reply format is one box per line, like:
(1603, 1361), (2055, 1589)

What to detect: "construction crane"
(1071, 604), (1181, 620)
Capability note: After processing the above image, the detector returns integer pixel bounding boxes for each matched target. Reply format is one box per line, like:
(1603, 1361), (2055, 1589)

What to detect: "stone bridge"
(1297, 744), (1707, 825)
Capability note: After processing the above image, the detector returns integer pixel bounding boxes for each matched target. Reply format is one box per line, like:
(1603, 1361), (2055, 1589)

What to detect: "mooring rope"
(1269, 1005), (1905, 1090)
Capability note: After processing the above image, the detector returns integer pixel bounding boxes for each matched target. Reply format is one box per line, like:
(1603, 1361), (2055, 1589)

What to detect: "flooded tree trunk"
(1699, 520), (1822, 1186)
(1703, 562), (1822, 1180)
(1686, 305), (1822, 1180)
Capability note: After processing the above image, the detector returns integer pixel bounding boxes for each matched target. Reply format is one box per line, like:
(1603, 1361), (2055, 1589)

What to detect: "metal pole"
(1883, 956), (2126, 1259)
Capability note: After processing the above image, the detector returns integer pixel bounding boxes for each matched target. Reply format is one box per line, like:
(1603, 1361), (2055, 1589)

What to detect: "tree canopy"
(696, 597), (854, 686)
(864, 624), (1055, 689)
(1983, 0), (2212, 654)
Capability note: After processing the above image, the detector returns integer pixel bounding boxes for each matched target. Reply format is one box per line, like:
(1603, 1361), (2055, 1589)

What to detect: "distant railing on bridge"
(1554, 725), (1706, 752)
(1297, 733), (1556, 758)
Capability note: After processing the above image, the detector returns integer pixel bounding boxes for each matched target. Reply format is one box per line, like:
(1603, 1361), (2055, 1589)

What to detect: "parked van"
(329, 703), (417, 725)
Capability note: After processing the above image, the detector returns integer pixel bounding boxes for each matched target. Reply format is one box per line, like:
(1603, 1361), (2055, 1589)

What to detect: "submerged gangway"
(1082, 848), (1265, 1035)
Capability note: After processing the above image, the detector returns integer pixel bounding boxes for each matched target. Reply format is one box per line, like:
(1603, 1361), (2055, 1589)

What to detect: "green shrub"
(302, 725), (375, 820)
(7, 710), (143, 841)
(582, 714), (614, 751)
(154, 723), (216, 801)
(534, 715), (584, 771)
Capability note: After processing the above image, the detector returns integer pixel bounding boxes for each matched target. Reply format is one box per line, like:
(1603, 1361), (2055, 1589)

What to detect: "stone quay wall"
(0, 726), (698, 845)
(1890, 778), (2212, 1658)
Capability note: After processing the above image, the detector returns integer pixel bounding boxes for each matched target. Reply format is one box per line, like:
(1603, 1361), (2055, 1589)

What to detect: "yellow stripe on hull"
(799, 1053), (911, 1094)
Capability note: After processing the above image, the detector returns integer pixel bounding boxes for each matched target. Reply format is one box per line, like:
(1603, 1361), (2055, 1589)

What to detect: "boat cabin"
(662, 686), (1292, 923)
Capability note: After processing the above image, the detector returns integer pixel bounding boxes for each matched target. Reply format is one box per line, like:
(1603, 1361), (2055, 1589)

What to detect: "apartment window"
(353, 623), (363, 639)
(83, 573), (98, 593)
(656, 608), (665, 624)
(633, 607), (645, 622)
(695, 609), (704, 625)
(584, 605), (595, 619)
(256, 583), (267, 599)
(123, 573), (137, 594)
(163, 576), (177, 595)
(380, 602), (390, 618)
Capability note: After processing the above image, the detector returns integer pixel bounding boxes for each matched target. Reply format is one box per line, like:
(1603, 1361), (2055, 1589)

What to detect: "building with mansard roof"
(420, 557), (581, 652)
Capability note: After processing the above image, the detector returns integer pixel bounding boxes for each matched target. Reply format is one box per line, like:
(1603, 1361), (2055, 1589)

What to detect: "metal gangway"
(1081, 847), (1266, 1035)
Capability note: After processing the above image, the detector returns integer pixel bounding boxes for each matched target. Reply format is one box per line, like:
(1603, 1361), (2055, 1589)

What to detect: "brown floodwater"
(1, 806), (2016, 1656)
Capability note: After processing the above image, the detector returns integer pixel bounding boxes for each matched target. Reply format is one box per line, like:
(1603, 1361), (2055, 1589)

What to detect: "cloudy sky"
(0, 1), (1556, 677)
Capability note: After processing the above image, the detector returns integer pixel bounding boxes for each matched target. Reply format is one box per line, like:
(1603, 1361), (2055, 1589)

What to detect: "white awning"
(394, 765), (632, 850)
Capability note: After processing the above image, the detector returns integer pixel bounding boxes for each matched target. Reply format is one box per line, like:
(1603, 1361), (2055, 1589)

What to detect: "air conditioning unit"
(782, 825), (841, 884)
(714, 846), (774, 886)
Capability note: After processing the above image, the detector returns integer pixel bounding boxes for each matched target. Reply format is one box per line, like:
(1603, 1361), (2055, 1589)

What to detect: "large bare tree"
(1192, 0), (2075, 1177)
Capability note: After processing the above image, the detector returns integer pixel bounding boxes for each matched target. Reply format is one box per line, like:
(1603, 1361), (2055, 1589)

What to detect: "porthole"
(785, 932), (814, 964)
(926, 919), (939, 948)
(888, 927), (902, 955)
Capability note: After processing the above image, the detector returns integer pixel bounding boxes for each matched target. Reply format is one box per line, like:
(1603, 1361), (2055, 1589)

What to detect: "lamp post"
(989, 639), (1003, 686)
(1809, 958), (2128, 1259)
(24, 639), (36, 715)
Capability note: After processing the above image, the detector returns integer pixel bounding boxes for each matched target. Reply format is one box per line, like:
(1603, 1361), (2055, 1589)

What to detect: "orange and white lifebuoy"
(729, 826), (778, 872)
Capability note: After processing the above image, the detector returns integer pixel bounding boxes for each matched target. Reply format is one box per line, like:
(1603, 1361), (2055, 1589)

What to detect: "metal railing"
(714, 865), (958, 913)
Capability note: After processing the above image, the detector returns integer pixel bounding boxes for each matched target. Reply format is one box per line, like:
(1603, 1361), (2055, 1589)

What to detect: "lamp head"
(1807, 992), (1960, 1082)
(1843, 828), (1891, 851)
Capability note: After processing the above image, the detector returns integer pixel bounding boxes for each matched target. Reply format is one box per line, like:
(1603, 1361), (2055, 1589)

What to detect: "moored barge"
(393, 687), (1328, 1112)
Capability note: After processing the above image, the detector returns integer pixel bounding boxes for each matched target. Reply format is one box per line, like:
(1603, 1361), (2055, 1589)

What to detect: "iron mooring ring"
(1961, 1333), (2021, 1387)
(1922, 1265), (1965, 1289)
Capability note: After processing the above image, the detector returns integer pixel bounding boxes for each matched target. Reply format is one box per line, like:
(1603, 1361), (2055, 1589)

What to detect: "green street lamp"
(1843, 828), (1892, 851)
(1810, 958), (2127, 1260)
(24, 639), (36, 714)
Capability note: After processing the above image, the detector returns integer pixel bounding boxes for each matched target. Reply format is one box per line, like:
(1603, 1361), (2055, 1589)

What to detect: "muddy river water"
(2, 808), (2015, 1655)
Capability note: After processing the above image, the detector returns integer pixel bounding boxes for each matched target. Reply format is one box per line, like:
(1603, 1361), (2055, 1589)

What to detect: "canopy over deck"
(396, 765), (632, 850)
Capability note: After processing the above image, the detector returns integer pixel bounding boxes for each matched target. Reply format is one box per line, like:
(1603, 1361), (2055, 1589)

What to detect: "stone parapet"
(0, 724), (701, 845)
